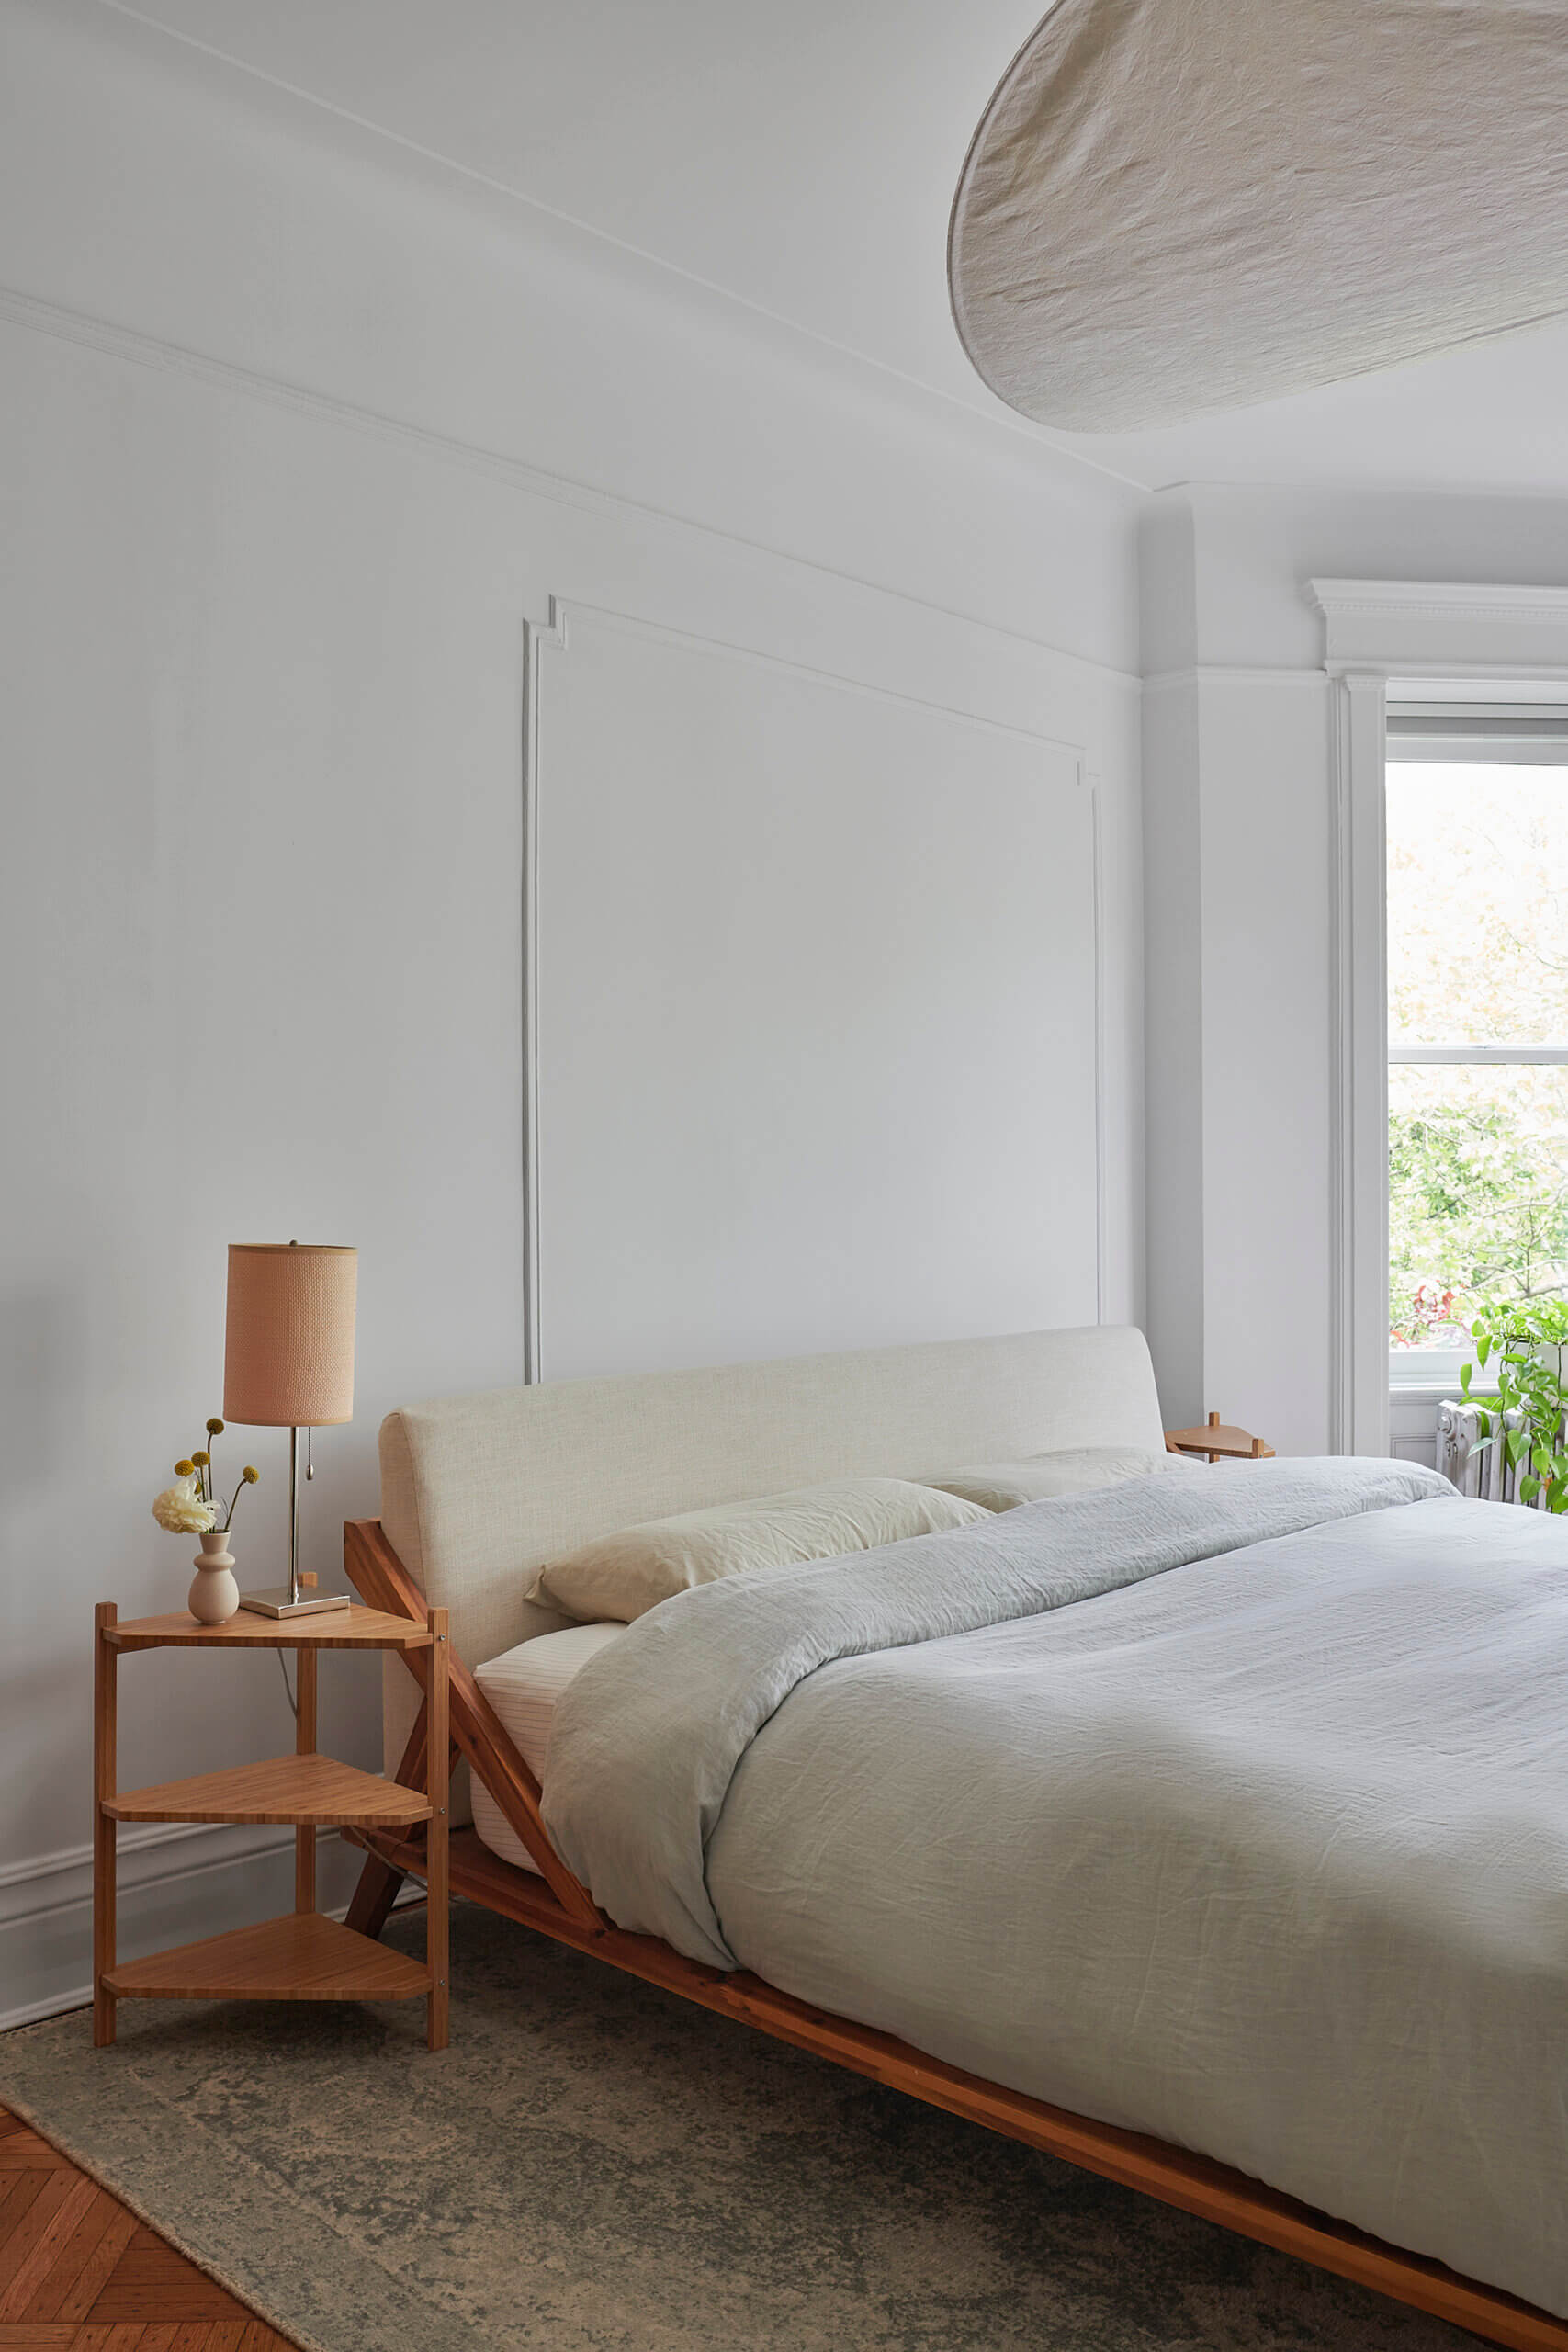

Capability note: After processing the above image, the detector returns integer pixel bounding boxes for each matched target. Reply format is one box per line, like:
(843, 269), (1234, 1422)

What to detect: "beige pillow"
(927, 1446), (1211, 1513)
(527, 1476), (990, 1623)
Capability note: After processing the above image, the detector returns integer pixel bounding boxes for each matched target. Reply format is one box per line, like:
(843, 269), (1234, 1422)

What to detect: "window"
(1386, 699), (1568, 1384)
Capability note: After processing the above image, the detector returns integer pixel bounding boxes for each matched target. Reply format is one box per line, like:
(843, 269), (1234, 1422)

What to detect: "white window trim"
(1308, 579), (1568, 1453)
(1385, 727), (1568, 1397)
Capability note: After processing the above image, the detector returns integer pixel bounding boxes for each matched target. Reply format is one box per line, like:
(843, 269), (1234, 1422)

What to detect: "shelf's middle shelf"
(106, 1751), (434, 1826)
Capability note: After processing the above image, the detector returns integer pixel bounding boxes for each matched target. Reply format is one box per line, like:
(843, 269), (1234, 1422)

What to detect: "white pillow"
(927, 1446), (1211, 1513)
(526, 1476), (989, 1623)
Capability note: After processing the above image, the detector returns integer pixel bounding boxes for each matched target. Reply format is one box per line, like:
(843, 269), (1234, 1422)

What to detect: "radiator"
(1436, 1399), (1528, 1503)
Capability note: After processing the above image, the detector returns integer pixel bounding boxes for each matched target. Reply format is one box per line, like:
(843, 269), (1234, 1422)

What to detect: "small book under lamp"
(223, 1241), (357, 1618)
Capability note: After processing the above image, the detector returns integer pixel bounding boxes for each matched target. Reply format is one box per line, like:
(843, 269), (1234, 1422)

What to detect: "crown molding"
(0, 282), (1139, 689)
(91, 0), (1150, 510)
(1310, 579), (1568, 620)
(1309, 579), (1568, 673)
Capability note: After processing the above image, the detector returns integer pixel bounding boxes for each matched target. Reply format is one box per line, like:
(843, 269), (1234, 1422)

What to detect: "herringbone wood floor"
(0, 2104), (299, 2350)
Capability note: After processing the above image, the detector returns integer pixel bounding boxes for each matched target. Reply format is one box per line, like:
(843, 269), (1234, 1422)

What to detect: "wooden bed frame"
(341, 1515), (1568, 2352)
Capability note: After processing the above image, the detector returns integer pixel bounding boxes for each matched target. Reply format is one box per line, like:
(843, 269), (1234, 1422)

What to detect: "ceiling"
(107, 0), (1568, 495)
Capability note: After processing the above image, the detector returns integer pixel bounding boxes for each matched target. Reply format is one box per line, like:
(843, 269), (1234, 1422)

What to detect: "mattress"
(471, 1620), (626, 1873)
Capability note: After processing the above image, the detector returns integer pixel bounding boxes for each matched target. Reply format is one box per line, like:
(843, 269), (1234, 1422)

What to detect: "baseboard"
(0, 1820), (370, 2031)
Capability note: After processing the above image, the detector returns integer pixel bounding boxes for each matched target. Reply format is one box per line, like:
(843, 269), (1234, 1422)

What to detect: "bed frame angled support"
(342, 1519), (604, 1936)
(344, 1700), (430, 1939)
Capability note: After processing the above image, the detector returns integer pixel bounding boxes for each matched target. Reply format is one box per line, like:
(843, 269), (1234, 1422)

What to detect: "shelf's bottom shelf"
(103, 1909), (431, 2002)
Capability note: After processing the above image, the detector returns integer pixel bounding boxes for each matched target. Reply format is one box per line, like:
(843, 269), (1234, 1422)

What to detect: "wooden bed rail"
(338, 1819), (1568, 2352)
(340, 1518), (1568, 2352)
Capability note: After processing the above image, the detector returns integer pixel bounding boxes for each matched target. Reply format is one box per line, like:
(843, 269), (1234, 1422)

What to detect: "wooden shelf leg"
(93, 1602), (117, 2048)
(295, 1644), (317, 1915)
(427, 1608), (449, 2052)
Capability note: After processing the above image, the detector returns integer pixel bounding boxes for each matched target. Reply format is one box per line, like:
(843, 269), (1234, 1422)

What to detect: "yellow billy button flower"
(242, 1465), (260, 1484)
(175, 1459), (196, 1477)
(192, 1450), (210, 1468)
(207, 1418), (224, 1435)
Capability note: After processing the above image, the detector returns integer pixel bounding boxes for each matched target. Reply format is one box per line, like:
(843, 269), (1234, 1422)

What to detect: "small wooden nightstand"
(1165, 1411), (1275, 1463)
(93, 1601), (449, 2051)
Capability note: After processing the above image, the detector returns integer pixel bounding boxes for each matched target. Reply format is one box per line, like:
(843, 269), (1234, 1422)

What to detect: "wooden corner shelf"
(103, 1911), (431, 2003)
(1165, 1411), (1275, 1463)
(93, 1598), (450, 2052)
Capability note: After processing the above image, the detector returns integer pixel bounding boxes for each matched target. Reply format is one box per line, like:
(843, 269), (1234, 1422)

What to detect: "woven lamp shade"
(223, 1244), (356, 1427)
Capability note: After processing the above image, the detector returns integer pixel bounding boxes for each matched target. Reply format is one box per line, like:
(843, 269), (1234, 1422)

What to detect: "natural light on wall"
(1387, 759), (1568, 1373)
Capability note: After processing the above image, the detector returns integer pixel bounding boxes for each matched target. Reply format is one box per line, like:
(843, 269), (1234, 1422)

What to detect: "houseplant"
(1460, 1300), (1568, 1512)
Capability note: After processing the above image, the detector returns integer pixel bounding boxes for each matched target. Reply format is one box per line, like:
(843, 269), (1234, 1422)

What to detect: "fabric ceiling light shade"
(948, 0), (1568, 432)
(223, 1244), (356, 1427)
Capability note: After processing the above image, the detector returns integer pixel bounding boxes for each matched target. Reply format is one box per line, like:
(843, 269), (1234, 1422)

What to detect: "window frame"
(1309, 582), (1568, 1455)
(1383, 715), (1568, 1396)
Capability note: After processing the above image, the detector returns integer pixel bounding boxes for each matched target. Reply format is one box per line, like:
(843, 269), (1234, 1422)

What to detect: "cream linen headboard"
(375, 1324), (1165, 1807)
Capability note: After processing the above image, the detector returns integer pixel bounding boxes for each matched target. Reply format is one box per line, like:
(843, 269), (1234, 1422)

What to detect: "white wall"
(1141, 484), (1568, 1454)
(0, 0), (1145, 2019)
(536, 608), (1108, 1375)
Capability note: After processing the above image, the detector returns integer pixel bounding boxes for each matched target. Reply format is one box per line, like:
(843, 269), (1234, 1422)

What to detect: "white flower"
(152, 1475), (216, 1535)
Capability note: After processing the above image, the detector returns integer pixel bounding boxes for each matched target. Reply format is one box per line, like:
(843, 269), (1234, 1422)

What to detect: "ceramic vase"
(188, 1528), (240, 1624)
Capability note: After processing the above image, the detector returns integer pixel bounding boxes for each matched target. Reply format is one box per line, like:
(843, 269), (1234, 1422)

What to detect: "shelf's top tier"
(105, 1604), (431, 1650)
(1165, 1423), (1270, 1458)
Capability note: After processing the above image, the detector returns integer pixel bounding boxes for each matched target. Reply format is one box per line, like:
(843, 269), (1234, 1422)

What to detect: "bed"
(340, 1325), (1568, 2352)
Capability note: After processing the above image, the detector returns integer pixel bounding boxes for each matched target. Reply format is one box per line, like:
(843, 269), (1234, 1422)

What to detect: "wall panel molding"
(520, 599), (568, 1385)
(534, 598), (1091, 752)
(523, 599), (1110, 1379)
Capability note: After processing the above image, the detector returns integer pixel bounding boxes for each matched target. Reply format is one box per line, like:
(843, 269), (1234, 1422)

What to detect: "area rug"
(1, 1900), (1489, 2352)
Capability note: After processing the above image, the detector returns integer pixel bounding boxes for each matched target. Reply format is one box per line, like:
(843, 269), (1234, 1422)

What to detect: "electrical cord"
(276, 1647), (298, 1719)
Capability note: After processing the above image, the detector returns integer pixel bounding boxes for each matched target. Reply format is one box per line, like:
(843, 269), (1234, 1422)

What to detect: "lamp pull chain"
(306, 1427), (313, 1482)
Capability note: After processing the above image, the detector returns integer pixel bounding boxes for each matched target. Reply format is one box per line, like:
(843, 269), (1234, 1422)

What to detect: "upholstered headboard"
(376, 1324), (1164, 1804)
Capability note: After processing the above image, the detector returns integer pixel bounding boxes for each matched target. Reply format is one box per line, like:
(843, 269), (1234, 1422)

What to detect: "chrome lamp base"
(238, 1584), (352, 1619)
(236, 1423), (353, 1618)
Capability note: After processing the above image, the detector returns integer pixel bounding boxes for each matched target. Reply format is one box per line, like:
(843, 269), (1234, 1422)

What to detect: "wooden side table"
(1165, 1411), (1275, 1463)
(93, 1601), (449, 2051)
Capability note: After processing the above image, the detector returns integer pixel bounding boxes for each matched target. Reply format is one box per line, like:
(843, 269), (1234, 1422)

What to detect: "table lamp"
(223, 1241), (357, 1618)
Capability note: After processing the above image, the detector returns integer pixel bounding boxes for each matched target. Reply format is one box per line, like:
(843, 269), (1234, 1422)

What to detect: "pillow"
(926, 1445), (1212, 1513)
(526, 1476), (990, 1623)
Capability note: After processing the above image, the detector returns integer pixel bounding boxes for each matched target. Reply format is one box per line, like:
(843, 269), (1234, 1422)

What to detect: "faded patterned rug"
(1, 1900), (1488, 2352)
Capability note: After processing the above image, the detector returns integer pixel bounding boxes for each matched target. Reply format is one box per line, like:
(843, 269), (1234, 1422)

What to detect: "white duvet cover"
(543, 1462), (1568, 2317)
